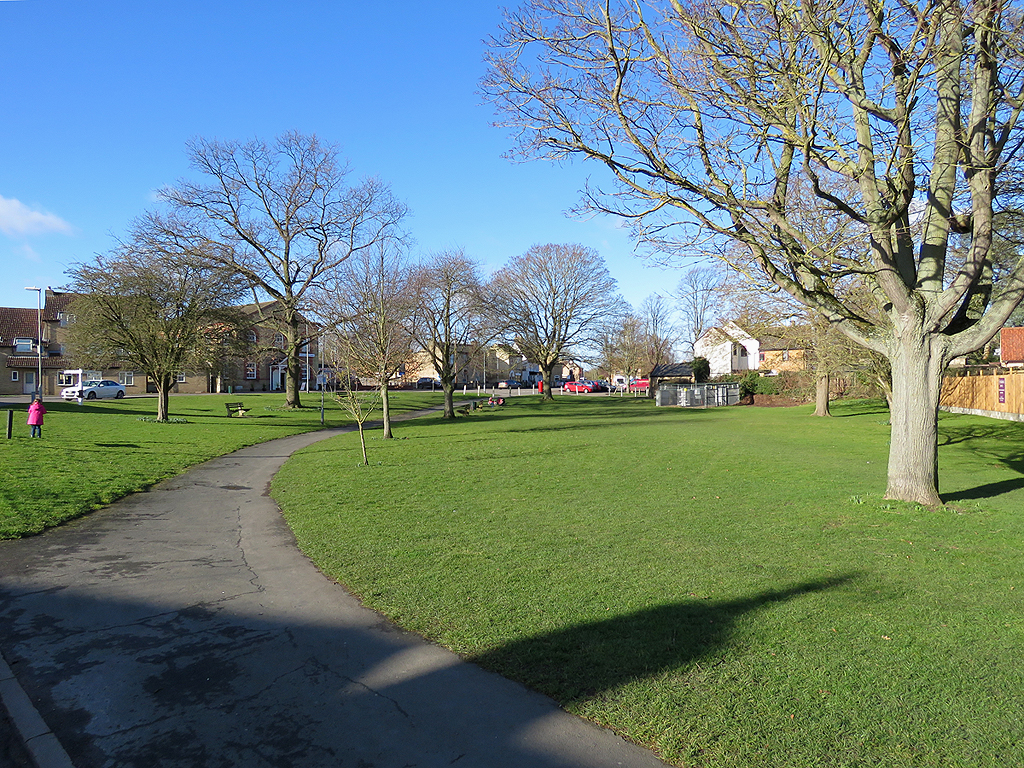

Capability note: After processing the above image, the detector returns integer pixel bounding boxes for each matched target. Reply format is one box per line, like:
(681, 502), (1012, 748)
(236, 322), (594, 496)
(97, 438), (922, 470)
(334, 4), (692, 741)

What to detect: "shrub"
(739, 370), (761, 398)
(691, 356), (710, 382)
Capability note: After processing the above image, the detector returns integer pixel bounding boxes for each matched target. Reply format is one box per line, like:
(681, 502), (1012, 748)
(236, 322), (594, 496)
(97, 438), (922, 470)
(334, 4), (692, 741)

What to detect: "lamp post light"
(24, 286), (43, 398)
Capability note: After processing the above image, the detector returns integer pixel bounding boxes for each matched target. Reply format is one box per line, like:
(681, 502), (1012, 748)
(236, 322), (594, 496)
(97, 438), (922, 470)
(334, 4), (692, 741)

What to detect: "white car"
(61, 379), (127, 400)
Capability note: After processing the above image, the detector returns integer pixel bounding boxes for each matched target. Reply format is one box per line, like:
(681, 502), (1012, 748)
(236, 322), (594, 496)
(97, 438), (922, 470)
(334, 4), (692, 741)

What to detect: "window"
(245, 362), (257, 380)
(119, 371), (135, 386)
(11, 371), (18, 382)
(176, 372), (186, 383)
(14, 338), (33, 353)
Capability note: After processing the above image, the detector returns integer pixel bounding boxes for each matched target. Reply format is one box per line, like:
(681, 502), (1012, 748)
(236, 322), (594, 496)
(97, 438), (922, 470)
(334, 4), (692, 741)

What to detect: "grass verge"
(273, 396), (1024, 767)
(0, 391), (447, 538)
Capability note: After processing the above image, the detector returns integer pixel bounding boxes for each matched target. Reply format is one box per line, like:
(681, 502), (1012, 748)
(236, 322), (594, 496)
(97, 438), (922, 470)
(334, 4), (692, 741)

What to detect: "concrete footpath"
(0, 411), (667, 768)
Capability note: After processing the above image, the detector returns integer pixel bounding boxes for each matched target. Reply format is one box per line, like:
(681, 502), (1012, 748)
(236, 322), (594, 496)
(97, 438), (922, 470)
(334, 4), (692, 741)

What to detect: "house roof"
(1001, 327), (1024, 364)
(5, 355), (68, 370)
(42, 291), (76, 322)
(0, 307), (39, 345)
(758, 327), (812, 351)
(650, 363), (694, 378)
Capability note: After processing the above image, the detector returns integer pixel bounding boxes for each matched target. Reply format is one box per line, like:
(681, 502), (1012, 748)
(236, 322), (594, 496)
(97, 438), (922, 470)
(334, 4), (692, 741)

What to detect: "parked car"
(564, 380), (597, 393)
(61, 379), (126, 400)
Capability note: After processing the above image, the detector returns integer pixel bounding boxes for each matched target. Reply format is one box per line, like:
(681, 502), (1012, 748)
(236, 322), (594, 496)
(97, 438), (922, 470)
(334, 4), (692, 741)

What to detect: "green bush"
(739, 370), (760, 397)
(754, 375), (781, 395)
(691, 356), (710, 382)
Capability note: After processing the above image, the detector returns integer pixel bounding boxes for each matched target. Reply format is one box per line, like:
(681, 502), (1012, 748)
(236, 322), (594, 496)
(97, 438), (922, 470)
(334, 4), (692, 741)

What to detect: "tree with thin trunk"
(485, 0), (1024, 505)
(410, 250), (505, 419)
(313, 240), (415, 439)
(599, 312), (647, 392)
(321, 343), (380, 465)
(151, 131), (407, 409)
(675, 266), (724, 357)
(490, 243), (625, 400)
(639, 293), (680, 388)
(65, 237), (247, 422)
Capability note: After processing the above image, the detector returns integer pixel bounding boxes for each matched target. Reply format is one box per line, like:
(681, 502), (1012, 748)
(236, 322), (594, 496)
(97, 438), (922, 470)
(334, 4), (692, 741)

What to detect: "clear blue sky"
(0, 0), (685, 311)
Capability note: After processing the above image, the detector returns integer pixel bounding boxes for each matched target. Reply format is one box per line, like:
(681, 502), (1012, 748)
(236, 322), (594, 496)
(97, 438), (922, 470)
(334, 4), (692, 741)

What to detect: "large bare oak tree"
(485, 0), (1024, 505)
(491, 243), (624, 399)
(151, 131), (407, 408)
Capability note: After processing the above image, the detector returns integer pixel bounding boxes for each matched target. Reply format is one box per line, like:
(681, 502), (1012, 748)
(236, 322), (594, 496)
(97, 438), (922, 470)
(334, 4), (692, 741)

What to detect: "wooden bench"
(224, 402), (248, 417)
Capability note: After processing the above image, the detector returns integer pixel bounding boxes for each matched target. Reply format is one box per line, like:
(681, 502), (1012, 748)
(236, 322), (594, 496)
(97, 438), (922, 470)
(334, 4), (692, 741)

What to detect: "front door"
(22, 371), (36, 395)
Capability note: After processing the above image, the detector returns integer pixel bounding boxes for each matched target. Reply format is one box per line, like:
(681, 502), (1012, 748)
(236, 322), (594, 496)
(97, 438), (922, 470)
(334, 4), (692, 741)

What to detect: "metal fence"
(656, 383), (741, 407)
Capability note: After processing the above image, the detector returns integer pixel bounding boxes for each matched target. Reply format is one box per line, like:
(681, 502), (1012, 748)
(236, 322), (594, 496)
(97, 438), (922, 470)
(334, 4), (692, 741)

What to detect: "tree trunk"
(442, 381), (456, 419)
(357, 422), (368, 465)
(540, 365), (555, 401)
(885, 331), (947, 506)
(285, 317), (302, 408)
(381, 384), (393, 438)
(813, 372), (831, 417)
(156, 377), (172, 422)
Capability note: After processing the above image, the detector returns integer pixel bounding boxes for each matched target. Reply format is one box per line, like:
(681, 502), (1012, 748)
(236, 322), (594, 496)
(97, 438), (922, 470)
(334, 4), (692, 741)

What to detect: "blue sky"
(0, 0), (686, 311)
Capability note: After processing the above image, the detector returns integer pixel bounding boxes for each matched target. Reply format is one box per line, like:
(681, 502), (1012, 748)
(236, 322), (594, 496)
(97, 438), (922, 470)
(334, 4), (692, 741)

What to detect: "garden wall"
(940, 368), (1024, 422)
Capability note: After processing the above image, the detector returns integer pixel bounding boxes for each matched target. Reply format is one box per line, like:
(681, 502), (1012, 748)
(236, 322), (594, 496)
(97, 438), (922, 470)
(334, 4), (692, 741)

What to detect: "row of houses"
(694, 320), (1024, 376)
(0, 290), (322, 398)
(0, 289), (584, 398)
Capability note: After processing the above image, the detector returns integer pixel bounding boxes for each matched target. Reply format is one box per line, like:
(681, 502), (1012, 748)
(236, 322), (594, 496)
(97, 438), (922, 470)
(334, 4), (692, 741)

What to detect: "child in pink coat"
(27, 398), (46, 438)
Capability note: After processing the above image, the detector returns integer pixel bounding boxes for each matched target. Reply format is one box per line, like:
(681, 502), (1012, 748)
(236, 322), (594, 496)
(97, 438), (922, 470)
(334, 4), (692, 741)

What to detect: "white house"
(693, 321), (760, 377)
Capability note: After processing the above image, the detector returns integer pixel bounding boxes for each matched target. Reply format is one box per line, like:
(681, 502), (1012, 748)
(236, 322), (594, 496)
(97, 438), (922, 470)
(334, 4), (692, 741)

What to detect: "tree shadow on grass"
(937, 421), (1024, 502)
(827, 399), (891, 418)
(468, 574), (859, 703)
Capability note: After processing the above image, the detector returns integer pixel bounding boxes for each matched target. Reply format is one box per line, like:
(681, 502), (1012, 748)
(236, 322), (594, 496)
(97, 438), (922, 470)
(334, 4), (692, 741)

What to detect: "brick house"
(227, 302), (320, 393)
(1, 291), (320, 397)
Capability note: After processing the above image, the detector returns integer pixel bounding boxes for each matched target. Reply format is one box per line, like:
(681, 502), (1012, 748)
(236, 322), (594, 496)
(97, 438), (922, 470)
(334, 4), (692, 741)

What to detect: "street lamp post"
(24, 287), (42, 398)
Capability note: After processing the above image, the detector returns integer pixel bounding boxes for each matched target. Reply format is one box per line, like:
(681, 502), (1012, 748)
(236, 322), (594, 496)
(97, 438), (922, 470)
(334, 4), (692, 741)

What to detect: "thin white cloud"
(0, 195), (74, 237)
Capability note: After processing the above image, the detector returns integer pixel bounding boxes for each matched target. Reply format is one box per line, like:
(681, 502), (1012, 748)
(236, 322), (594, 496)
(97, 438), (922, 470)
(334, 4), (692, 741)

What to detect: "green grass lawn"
(0, 391), (447, 538)
(272, 397), (1024, 767)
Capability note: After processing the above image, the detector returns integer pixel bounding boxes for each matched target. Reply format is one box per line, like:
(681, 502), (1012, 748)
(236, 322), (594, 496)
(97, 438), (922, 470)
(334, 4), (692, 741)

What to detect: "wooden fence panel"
(940, 370), (1024, 417)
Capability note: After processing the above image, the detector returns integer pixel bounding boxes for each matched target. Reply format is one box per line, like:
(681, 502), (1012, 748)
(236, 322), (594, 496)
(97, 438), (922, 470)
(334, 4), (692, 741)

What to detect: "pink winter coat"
(27, 401), (46, 426)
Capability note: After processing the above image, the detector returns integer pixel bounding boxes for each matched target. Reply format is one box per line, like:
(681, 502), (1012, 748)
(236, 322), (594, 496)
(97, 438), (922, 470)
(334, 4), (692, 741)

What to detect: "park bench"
(224, 402), (248, 417)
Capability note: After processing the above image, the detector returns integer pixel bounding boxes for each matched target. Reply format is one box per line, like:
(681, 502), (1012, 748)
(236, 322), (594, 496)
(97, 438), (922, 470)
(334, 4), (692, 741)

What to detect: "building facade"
(1, 291), (320, 397)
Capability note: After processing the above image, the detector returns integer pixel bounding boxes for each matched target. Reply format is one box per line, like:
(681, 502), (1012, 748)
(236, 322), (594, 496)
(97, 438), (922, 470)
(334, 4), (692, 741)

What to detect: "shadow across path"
(0, 413), (668, 768)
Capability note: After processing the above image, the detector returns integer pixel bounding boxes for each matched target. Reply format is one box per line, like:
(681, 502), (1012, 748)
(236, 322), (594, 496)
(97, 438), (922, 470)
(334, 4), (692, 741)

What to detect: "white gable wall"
(694, 323), (760, 376)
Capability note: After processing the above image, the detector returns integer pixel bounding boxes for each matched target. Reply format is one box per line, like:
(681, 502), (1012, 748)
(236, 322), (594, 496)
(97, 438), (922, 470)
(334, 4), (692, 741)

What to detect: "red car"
(564, 380), (597, 393)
